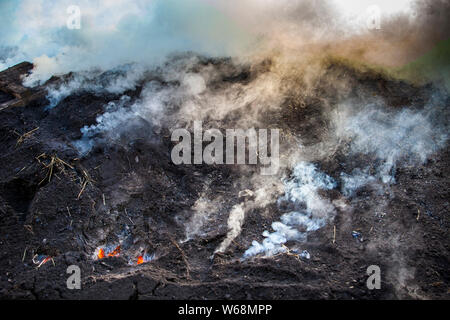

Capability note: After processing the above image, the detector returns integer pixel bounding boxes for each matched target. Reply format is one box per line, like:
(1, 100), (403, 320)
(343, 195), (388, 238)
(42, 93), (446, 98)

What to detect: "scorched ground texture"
(0, 59), (448, 300)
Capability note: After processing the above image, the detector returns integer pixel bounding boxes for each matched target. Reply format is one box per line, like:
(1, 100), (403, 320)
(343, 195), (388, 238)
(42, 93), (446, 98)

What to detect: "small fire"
(95, 245), (154, 265)
(108, 245), (121, 257)
(96, 245), (121, 260)
(97, 248), (105, 259)
(134, 253), (154, 265)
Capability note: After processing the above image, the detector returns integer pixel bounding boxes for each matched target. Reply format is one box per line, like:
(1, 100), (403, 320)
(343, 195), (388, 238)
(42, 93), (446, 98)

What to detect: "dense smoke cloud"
(1, 0), (255, 84)
(1, 0), (449, 84)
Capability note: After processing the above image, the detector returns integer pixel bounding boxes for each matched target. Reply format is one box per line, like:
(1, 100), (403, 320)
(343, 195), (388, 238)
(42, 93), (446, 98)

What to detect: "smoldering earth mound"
(0, 57), (448, 300)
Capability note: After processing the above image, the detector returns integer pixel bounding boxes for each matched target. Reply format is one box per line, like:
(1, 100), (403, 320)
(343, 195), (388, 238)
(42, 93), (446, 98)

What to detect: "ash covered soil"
(0, 58), (449, 300)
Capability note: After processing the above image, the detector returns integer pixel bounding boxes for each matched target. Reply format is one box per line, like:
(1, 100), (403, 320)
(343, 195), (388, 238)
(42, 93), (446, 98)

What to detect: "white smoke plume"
(67, 53), (287, 155)
(340, 168), (378, 197)
(243, 162), (337, 258)
(183, 194), (220, 242)
(45, 63), (148, 108)
(214, 204), (245, 254)
(73, 76), (175, 154)
(332, 97), (448, 193)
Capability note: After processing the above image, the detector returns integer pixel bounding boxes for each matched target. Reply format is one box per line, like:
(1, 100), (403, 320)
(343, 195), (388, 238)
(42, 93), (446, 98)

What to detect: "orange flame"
(137, 255), (144, 265)
(97, 245), (120, 260)
(97, 248), (105, 259)
(108, 245), (121, 257)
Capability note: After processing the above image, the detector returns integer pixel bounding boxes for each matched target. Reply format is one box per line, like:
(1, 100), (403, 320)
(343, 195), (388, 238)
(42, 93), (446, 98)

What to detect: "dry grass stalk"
(24, 224), (34, 235)
(333, 225), (336, 244)
(280, 244), (301, 261)
(77, 169), (94, 200)
(37, 153), (74, 185)
(124, 208), (134, 225)
(14, 127), (39, 146)
(22, 247), (27, 262)
(77, 180), (88, 199)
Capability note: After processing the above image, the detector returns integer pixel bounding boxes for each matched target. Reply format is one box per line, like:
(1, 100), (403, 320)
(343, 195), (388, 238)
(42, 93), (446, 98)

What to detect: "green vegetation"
(396, 38), (450, 90)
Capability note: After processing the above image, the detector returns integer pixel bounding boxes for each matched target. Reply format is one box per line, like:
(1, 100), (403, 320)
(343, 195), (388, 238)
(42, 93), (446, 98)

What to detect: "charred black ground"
(0, 59), (448, 300)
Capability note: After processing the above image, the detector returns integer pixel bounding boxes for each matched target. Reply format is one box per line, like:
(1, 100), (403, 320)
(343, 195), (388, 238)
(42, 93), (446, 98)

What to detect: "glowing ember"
(129, 253), (155, 266)
(96, 245), (154, 265)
